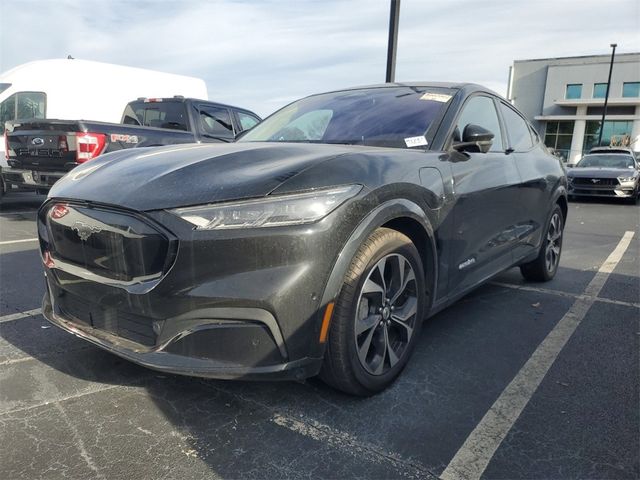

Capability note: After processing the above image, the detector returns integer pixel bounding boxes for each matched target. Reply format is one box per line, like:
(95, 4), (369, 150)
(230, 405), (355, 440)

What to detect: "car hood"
(567, 167), (636, 179)
(48, 142), (365, 210)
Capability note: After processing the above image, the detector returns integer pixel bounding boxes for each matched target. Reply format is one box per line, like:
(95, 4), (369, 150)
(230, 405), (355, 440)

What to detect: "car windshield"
(238, 86), (454, 149)
(577, 154), (635, 169)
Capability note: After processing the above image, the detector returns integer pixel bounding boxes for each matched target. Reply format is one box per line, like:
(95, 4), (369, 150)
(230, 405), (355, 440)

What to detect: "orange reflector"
(319, 302), (335, 343)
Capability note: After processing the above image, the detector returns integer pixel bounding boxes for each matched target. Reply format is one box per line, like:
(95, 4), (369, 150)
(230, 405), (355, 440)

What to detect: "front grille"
(39, 203), (173, 285)
(57, 292), (156, 346)
(573, 189), (616, 196)
(572, 177), (619, 186)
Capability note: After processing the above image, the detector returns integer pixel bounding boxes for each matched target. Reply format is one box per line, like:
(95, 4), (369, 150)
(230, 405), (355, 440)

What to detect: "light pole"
(385, 0), (401, 83)
(597, 43), (617, 147)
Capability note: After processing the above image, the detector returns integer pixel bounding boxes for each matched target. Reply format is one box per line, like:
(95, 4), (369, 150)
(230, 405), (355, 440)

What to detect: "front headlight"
(171, 184), (362, 230)
(618, 175), (637, 183)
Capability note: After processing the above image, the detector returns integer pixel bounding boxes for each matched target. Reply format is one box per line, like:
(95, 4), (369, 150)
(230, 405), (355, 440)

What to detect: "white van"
(0, 58), (208, 165)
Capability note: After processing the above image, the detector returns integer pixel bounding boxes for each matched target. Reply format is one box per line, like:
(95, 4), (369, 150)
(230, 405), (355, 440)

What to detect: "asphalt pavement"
(0, 192), (638, 479)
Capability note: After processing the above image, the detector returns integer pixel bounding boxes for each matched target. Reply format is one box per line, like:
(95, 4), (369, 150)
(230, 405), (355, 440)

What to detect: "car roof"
(304, 82), (500, 98)
(129, 97), (260, 117)
(588, 147), (636, 156)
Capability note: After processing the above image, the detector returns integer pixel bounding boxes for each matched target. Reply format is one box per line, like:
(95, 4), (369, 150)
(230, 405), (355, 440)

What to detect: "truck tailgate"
(6, 121), (82, 172)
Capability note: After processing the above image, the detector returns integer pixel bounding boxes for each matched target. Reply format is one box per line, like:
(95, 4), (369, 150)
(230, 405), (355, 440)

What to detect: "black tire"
(319, 227), (426, 396)
(520, 204), (564, 282)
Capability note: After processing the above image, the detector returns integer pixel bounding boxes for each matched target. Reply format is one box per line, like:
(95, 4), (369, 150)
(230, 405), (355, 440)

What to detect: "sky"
(1, 0), (639, 117)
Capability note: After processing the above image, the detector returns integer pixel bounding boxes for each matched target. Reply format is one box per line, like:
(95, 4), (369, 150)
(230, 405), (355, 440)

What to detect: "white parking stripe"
(441, 230), (636, 480)
(491, 281), (640, 309)
(0, 308), (41, 324)
(271, 413), (435, 478)
(0, 238), (38, 246)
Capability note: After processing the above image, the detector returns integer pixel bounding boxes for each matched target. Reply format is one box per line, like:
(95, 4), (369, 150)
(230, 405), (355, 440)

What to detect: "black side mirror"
(452, 124), (494, 154)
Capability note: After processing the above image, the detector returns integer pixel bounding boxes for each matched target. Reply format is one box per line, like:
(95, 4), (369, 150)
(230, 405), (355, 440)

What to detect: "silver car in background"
(567, 151), (640, 203)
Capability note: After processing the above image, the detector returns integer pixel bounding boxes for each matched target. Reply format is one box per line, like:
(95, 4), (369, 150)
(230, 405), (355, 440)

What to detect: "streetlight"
(385, 0), (401, 83)
(597, 43), (617, 147)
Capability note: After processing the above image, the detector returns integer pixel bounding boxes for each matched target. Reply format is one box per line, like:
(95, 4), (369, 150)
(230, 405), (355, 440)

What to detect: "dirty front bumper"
(42, 291), (322, 380)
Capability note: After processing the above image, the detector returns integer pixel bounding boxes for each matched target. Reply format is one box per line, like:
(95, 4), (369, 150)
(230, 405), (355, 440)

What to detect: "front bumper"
(38, 198), (362, 380)
(42, 287), (323, 380)
(568, 182), (637, 198)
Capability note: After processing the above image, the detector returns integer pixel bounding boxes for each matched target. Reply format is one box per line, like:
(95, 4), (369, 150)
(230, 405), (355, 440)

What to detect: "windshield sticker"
(404, 136), (428, 148)
(420, 92), (452, 103)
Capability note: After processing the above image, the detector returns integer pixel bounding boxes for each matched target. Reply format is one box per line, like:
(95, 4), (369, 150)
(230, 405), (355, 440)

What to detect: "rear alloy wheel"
(520, 205), (564, 282)
(320, 228), (425, 396)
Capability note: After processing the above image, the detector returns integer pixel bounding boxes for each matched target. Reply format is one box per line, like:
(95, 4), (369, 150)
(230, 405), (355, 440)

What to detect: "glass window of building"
(593, 83), (608, 98)
(583, 120), (633, 153)
(565, 84), (582, 99)
(622, 82), (640, 98)
(544, 121), (574, 161)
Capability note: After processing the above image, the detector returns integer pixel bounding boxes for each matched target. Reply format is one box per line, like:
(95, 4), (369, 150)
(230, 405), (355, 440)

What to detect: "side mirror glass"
(453, 124), (494, 154)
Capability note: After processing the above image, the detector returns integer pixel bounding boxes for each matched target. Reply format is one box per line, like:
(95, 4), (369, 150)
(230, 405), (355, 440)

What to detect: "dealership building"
(507, 52), (640, 163)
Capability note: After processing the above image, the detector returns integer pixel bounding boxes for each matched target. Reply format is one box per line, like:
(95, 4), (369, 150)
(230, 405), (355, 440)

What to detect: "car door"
(499, 101), (558, 262)
(445, 94), (523, 295)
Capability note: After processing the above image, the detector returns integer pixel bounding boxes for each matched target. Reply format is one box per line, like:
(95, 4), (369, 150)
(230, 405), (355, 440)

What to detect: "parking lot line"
(271, 413), (436, 479)
(0, 238), (38, 246)
(441, 231), (636, 480)
(0, 308), (41, 324)
(491, 281), (640, 309)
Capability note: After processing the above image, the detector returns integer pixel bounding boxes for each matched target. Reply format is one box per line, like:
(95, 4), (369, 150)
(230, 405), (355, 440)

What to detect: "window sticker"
(420, 92), (452, 103)
(404, 136), (428, 148)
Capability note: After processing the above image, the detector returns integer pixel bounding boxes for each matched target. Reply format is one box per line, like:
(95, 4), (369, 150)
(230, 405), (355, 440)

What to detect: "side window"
(236, 111), (260, 132)
(0, 92), (46, 134)
(198, 105), (234, 138)
(16, 92), (46, 120)
(454, 96), (503, 152)
(0, 95), (16, 134)
(500, 103), (533, 151)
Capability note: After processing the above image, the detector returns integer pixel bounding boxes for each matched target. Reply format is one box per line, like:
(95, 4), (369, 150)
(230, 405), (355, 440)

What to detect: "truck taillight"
(3, 130), (8, 160)
(76, 132), (106, 163)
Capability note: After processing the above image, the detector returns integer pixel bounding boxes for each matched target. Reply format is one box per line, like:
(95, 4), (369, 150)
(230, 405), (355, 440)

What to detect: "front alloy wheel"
(355, 254), (417, 376)
(320, 227), (425, 396)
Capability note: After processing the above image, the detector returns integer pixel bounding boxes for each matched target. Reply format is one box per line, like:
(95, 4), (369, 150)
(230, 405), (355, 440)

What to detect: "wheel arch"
(556, 193), (568, 222)
(315, 199), (438, 357)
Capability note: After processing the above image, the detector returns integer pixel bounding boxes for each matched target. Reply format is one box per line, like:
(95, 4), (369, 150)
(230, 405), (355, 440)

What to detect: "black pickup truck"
(2, 97), (261, 192)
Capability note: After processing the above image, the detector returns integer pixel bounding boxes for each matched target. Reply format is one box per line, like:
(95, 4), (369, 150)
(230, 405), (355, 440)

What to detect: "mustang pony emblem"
(591, 178), (600, 184)
(72, 221), (102, 241)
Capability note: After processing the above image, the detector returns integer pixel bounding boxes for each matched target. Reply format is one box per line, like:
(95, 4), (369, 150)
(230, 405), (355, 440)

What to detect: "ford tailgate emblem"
(72, 221), (102, 241)
(31, 137), (45, 146)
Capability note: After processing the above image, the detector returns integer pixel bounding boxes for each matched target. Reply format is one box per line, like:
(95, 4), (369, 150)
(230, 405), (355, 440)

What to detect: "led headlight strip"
(171, 184), (362, 230)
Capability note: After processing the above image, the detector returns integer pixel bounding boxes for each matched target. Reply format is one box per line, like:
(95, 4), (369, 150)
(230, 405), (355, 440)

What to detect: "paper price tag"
(420, 92), (452, 103)
(404, 136), (428, 148)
